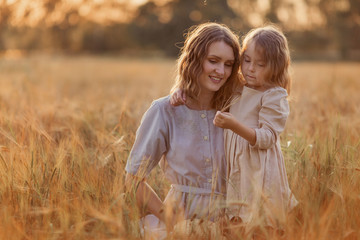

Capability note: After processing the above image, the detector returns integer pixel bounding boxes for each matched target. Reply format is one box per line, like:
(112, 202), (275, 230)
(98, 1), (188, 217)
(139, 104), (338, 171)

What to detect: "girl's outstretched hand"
(213, 111), (236, 130)
(170, 88), (186, 106)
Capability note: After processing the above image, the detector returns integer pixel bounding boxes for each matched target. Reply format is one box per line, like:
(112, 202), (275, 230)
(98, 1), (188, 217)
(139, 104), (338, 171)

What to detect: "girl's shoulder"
(263, 86), (288, 98)
(260, 87), (289, 108)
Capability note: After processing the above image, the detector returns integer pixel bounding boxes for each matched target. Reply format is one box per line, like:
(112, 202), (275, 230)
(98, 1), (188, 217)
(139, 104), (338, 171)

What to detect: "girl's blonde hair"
(241, 25), (292, 94)
(171, 22), (241, 110)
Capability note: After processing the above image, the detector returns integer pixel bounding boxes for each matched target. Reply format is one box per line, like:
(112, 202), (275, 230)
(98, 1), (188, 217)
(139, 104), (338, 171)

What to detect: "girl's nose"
(249, 62), (255, 72)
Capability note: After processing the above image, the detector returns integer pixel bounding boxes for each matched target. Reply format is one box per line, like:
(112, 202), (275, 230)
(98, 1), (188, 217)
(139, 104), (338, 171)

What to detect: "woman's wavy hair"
(241, 25), (292, 94)
(171, 22), (242, 110)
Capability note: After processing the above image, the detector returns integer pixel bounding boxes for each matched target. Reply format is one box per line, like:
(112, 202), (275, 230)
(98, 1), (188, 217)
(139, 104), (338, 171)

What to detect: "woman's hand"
(125, 173), (183, 231)
(125, 173), (166, 218)
(213, 111), (237, 130)
(170, 88), (186, 106)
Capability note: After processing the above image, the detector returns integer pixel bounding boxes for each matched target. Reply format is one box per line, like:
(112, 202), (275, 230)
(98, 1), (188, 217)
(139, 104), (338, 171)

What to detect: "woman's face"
(198, 40), (235, 96)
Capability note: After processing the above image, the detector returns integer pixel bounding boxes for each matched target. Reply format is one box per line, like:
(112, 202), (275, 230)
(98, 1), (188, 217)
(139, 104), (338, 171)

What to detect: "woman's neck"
(186, 92), (214, 110)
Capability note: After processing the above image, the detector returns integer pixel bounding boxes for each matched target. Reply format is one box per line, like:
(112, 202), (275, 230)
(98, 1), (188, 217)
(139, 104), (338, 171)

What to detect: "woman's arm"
(125, 100), (176, 226)
(125, 173), (165, 220)
(213, 111), (256, 146)
(125, 173), (178, 230)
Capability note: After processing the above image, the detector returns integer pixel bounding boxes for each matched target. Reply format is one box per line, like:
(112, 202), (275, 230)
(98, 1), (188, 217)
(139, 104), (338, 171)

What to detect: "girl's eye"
(225, 63), (233, 67)
(209, 59), (217, 63)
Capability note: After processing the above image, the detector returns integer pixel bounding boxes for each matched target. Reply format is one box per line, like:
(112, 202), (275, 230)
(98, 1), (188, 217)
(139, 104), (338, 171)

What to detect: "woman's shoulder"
(147, 95), (175, 116)
(140, 95), (173, 123)
(150, 95), (171, 108)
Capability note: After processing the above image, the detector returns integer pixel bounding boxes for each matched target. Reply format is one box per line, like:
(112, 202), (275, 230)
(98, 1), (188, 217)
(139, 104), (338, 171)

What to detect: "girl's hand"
(170, 89), (186, 106)
(213, 111), (236, 130)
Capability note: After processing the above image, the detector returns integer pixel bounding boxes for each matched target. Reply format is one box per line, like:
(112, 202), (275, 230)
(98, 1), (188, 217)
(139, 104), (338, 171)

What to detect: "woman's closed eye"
(209, 59), (233, 68)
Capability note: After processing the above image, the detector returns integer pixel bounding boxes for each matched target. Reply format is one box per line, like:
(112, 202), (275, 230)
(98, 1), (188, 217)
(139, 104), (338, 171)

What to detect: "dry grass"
(0, 54), (359, 239)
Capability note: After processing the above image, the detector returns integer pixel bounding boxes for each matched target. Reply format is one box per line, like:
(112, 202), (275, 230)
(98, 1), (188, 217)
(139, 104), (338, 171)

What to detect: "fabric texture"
(224, 86), (298, 226)
(125, 95), (227, 237)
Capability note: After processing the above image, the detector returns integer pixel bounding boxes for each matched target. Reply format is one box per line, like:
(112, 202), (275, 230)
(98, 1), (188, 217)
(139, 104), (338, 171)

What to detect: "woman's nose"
(215, 64), (225, 75)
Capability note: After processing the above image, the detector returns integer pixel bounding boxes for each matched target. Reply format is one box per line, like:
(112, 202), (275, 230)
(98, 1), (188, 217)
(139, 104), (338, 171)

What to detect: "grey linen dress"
(125, 96), (226, 236)
(225, 86), (298, 226)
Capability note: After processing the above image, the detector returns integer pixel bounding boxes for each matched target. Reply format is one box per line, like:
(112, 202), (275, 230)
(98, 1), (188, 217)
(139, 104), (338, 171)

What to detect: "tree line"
(0, 0), (359, 60)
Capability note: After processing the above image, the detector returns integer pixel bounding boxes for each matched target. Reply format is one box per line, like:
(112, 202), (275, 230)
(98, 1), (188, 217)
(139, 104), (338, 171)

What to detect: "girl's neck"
(186, 92), (214, 110)
(246, 82), (274, 92)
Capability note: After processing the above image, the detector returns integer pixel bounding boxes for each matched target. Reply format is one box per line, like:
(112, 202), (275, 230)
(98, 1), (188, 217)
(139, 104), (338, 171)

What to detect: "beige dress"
(224, 86), (297, 226)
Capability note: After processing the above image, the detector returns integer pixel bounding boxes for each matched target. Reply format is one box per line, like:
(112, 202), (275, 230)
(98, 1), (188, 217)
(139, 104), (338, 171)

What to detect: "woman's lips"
(209, 75), (222, 83)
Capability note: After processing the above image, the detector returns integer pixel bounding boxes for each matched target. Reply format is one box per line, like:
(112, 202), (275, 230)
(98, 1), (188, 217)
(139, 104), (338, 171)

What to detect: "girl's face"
(198, 40), (235, 96)
(241, 40), (270, 91)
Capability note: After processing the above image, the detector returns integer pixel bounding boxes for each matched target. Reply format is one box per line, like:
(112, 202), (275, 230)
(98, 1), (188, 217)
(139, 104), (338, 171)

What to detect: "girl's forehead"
(244, 41), (266, 60)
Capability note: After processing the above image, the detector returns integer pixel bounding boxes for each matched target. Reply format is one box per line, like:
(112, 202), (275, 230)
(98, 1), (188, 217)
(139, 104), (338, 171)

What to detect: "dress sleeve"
(252, 88), (289, 149)
(125, 100), (168, 178)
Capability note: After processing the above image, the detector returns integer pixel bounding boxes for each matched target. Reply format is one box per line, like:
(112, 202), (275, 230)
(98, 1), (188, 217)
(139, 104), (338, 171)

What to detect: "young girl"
(125, 22), (241, 238)
(213, 25), (298, 229)
(171, 25), (298, 231)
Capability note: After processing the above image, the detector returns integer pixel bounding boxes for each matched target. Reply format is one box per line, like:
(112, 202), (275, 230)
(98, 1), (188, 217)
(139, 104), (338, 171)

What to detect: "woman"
(125, 22), (241, 237)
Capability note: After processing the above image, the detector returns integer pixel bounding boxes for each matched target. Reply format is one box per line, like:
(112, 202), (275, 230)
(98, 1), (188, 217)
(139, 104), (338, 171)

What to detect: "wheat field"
(0, 53), (359, 239)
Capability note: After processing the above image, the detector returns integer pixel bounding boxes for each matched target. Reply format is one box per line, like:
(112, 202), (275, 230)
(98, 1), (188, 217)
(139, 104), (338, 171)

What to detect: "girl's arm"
(214, 89), (289, 148)
(254, 88), (289, 149)
(214, 111), (256, 145)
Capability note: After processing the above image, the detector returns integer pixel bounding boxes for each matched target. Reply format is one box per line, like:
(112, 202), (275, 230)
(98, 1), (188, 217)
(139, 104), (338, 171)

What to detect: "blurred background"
(0, 2), (359, 239)
(1, 0), (360, 60)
